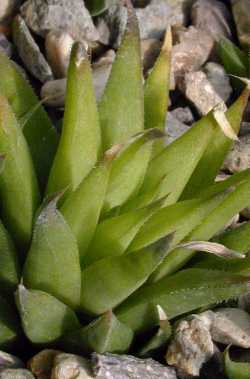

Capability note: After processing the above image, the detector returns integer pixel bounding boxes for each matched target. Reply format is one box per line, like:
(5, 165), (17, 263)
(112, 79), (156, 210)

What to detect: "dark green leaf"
(224, 346), (250, 379)
(0, 295), (20, 349)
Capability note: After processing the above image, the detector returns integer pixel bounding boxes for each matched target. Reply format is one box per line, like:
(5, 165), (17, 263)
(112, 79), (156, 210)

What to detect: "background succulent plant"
(0, 1), (250, 361)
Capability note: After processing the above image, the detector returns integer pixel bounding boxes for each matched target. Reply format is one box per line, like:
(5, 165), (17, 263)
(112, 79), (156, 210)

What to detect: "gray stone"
(204, 62), (233, 103)
(172, 26), (214, 86)
(223, 135), (250, 173)
(0, 0), (20, 22)
(28, 349), (61, 379)
(0, 351), (24, 371)
(179, 71), (223, 115)
(240, 122), (250, 136)
(92, 353), (177, 379)
(0, 369), (35, 379)
(13, 16), (53, 83)
(166, 314), (215, 377)
(0, 34), (12, 57)
(192, 0), (232, 41)
(166, 112), (190, 144)
(171, 107), (194, 125)
(51, 354), (93, 379)
(239, 292), (250, 313)
(41, 78), (66, 107)
(20, 0), (99, 43)
(231, 0), (250, 50)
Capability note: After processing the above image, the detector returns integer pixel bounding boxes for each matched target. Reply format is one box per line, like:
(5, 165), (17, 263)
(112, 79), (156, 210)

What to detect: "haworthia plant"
(0, 2), (249, 360)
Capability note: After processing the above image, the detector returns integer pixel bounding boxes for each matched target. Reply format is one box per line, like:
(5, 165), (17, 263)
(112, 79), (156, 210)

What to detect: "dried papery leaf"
(0, 52), (58, 189)
(178, 241), (245, 259)
(217, 38), (248, 78)
(99, 1), (144, 150)
(0, 95), (40, 252)
(23, 198), (81, 310)
(224, 346), (250, 379)
(16, 285), (81, 344)
(81, 234), (173, 315)
(46, 42), (101, 198)
(116, 269), (250, 334)
(0, 295), (20, 349)
(213, 103), (239, 141)
(63, 310), (133, 354)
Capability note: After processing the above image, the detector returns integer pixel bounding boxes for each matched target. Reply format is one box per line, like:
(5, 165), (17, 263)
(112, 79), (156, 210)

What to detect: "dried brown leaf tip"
(178, 241), (246, 259)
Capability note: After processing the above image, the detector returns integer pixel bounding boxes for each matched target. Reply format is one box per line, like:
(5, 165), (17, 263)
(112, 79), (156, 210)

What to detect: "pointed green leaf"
(63, 310), (133, 354)
(23, 198), (81, 310)
(16, 285), (81, 344)
(81, 235), (173, 315)
(116, 269), (250, 334)
(103, 129), (164, 213)
(0, 220), (20, 297)
(86, 198), (163, 266)
(85, 0), (118, 16)
(0, 96), (40, 251)
(99, 3), (144, 150)
(224, 346), (250, 379)
(46, 43), (101, 197)
(61, 153), (114, 266)
(0, 52), (58, 188)
(0, 295), (20, 349)
(182, 88), (250, 199)
(217, 37), (248, 78)
(217, 220), (250, 253)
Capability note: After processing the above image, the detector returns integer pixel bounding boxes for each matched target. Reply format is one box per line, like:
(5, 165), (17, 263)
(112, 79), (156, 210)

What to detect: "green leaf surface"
(217, 38), (248, 78)
(16, 285), (81, 344)
(0, 52), (58, 189)
(224, 347), (250, 379)
(0, 295), (20, 349)
(81, 235), (173, 315)
(116, 269), (250, 334)
(23, 197), (81, 310)
(46, 43), (101, 198)
(99, 3), (144, 150)
(63, 310), (133, 354)
(0, 96), (40, 252)
(85, 0), (118, 16)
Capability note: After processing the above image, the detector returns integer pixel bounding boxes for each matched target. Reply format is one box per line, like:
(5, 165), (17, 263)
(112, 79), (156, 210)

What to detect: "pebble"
(0, 33), (12, 57)
(20, 0), (99, 43)
(12, 15), (53, 83)
(166, 112), (191, 144)
(223, 134), (250, 173)
(40, 79), (66, 107)
(0, 0), (19, 22)
(0, 351), (24, 371)
(231, 0), (250, 50)
(92, 353), (177, 379)
(0, 369), (35, 379)
(51, 353), (93, 379)
(28, 350), (61, 379)
(166, 314), (215, 377)
(170, 107), (194, 125)
(204, 62), (233, 103)
(191, 0), (232, 41)
(45, 30), (74, 78)
(179, 71), (223, 115)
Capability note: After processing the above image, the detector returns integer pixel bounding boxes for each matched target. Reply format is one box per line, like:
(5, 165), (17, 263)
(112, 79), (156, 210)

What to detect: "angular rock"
(170, 107), (194, 125)
(191, 0), (232, 41)
(0, 369), (35, 379)
(211, 308), (250, 348)
(13, 16), (53, 83)
(166, 314), (215, 377)
(166, 112), (190, 144)
(92, 353), (177, 379)
(51, 354), (93, 379)
(172, 26), (214, 86)
(28, 350), (61, 379)
(223, 135), (250, 173)
(0, 33), (12, 57)
(0, 0), (20, 22)
(204, 62), (233, 103)
(231, 0), (250, 50)
(21, 0), (99, 43)
(179, 71), (223, 115)
(45, 30), (74, 78)
(0, 351), (24, 371)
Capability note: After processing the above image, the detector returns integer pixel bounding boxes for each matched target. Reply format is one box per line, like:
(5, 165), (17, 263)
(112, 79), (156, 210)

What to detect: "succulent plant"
(0, 2), (250, 359)
(85, 0), (118, 16)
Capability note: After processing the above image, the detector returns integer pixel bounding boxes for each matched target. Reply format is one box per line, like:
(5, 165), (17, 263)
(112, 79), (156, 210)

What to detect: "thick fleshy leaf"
(103, 129), (164, 213)
(217, 38), (248, 78)
(86, 198), (164, 265)
(23, 197), (81, 310)
(0, 220), (20, 297)
(61, 151), (115, 266)
(99, 2), (144, 150)
(116, 269), (250, 334)
(0, 52), (58, 188)
(152, 172), (250, 281)
(0, 295), (20, 349)
(0, 96), (40, 252)
(217, 221), (250, 253)
(181, 87), (250, 199)
(16, 285), (81, 344)
(46, 43), (101, 197)
(224, 346), (250, 379)
(63, 310), (133, 354)
(85, 0), (118, 15)
(81, 235), (173, 315)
